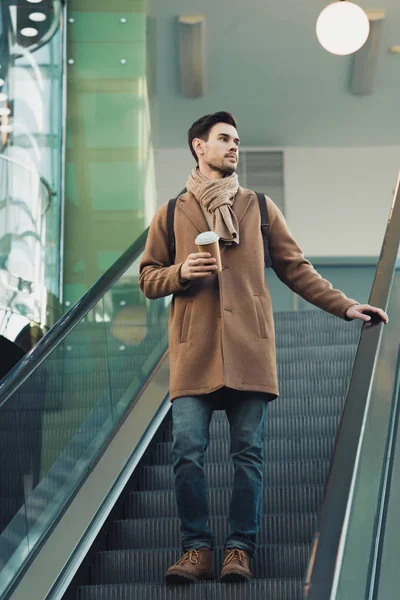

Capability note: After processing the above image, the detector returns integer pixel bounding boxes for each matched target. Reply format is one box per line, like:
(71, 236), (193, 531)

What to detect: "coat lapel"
(178, 192), (209, 234)
(178, 187), (254, 234)
(232, 187), (254, 224)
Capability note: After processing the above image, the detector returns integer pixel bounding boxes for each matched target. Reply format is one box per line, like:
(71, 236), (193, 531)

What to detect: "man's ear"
(193, 138), (204, 157)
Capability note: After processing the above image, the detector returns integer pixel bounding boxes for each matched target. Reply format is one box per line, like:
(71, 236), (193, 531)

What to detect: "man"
(138, 111), (388, 584)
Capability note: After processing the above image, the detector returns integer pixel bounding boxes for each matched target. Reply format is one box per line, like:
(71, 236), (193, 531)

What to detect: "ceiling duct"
(178, 15), (206, 98)
(350, 10), (386, 96)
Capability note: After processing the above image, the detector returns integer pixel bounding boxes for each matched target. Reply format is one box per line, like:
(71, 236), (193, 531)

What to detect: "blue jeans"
(171, 387), (269, 557)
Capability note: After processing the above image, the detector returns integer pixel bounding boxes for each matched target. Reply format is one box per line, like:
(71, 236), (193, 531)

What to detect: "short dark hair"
(188, 111), (237, 162)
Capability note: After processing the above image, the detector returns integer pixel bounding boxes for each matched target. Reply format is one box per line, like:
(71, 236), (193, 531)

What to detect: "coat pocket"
(254, 296), (268, 339)
(180, 301), (194, 343)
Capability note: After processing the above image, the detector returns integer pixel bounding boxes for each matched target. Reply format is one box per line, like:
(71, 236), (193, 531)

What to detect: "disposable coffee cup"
(195, 231), (222, 273)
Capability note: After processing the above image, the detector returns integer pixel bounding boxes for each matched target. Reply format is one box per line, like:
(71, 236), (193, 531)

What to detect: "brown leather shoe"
(165, 548), (213, 584)
(220, 548), (253, 582)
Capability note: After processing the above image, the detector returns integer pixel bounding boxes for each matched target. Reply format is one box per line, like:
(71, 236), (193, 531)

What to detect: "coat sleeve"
(266, 197), (359, 320)
(139, 204), (192, 300)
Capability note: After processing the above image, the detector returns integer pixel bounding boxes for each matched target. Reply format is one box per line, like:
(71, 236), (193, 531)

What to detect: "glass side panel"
(0, 247), (169, 594)
(0, 1), (64, 340)
(333, 269), (400, 599)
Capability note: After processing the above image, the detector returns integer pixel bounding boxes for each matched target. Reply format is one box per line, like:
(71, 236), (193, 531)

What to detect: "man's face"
(194, 123), (240, 175)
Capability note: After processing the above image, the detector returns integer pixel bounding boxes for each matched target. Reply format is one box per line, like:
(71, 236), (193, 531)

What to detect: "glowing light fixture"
(0, 79), (4, 86)
(0, 107), (11, 116)
(26, 0), (43, 4)
(316, 1), (370, 56)
(29, 12), (47, 23)
(21, 27), (38, 37)
(0, 93), (7, 101)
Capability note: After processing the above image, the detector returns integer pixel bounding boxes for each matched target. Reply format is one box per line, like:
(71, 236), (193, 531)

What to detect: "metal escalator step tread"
(110, 514), (318, 548)
(162, 414), (341, 442)
(137, 460), (330, 491)
(77, 580), (304, 600)
(91, 545), (310, 584)
(125, 486), (324, 519)
(275, 330), (359, 348)
(276, 344), (356, 363)
(151, 436), (335, 465)
(277, 361), (352, 378)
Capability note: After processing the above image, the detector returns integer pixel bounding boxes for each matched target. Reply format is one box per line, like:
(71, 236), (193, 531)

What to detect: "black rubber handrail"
(0, 228), (149, 409)
(304, 171), (400, 598)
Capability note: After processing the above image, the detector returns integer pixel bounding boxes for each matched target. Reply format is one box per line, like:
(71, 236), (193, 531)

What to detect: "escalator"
(71, 310), (361, 600)
(0, 179), (399, 600)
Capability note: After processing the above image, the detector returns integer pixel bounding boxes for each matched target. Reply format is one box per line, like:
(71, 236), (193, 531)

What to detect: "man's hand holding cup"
(180, 253), (218, 282)
(179, 231), (223, 283)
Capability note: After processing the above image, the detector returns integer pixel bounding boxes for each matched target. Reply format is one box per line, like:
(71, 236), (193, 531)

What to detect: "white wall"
(155, 148), (194, 206)
(155, 147), (400, 257)
(285, 147), (400, 257)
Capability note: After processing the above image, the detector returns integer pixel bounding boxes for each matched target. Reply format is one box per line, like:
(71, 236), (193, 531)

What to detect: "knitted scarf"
(186, 168), (240, 245)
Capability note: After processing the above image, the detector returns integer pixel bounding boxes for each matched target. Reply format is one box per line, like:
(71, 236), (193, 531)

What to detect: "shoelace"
(224, 549), (247, 566)
(174, 549), (200, 566)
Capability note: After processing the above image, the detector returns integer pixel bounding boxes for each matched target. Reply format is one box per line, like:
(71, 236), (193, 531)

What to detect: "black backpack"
(167, 190), (272, 268)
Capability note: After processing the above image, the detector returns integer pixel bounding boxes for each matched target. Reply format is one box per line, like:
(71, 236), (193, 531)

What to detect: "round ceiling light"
(0, 79), (4, 86)
(21, 27), (38, 37)
(0, 93), (7, 101)
(316, 1), (370, 56)
(29, 12), (47, 23)
(0, 107), (11, 116)
(26, 0), (43, 4)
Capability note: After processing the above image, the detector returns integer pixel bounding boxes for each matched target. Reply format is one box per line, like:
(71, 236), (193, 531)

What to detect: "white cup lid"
(195, 231), (220, 245)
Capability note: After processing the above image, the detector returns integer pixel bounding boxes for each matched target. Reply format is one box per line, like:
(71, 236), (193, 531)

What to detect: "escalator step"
(110, 514), (317, 548)
(151, 436), (335, 465)
(276, 344), (356, 363)
(279, 377), (350, 397)
(91, 545), (310, 584)
(161, 414), (341, 442)
(277, 360), (352, 379)
(275, 330), (359, 348)
(77, 580), (303, 600)
(125, 486), (324, 519)
(137, 460), (330, 491)
(264, 394), (345, 417)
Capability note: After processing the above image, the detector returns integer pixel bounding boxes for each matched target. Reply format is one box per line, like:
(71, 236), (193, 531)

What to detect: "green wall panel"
(80, 93), (144, 148)
(88, 162), (144, 211)
(68, 12), (146, 43)
(67, 43), (145, 80)
(64, 0), (150, 307)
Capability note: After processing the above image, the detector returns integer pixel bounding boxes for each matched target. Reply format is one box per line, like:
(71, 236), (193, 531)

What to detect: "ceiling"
(154, 0), (400, 148)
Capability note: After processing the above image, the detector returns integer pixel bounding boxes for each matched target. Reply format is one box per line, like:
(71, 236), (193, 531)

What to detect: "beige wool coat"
(139, 188), (358, 402)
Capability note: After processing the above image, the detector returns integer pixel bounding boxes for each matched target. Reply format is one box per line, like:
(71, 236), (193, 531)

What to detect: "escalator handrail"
(304, 171), (400, 598)
(0, 228), (149, 409)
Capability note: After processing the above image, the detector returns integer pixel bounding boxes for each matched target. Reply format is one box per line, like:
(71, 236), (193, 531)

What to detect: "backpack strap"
(167, 197), (177, 264)
(167, 188), (187, 264)
(256, 192), (272, 269)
